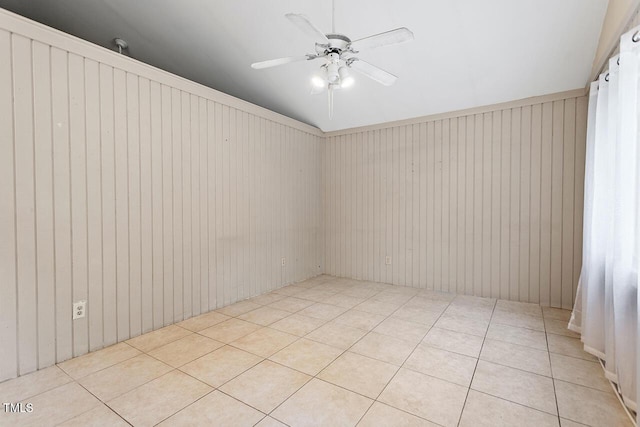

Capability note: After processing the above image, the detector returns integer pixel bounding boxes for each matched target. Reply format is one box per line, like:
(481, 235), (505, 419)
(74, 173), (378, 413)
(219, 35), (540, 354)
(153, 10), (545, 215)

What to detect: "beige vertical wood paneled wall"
(0, 8), (592, 384)
(0, 11), (323, 382)
(322, 94), (588, 310)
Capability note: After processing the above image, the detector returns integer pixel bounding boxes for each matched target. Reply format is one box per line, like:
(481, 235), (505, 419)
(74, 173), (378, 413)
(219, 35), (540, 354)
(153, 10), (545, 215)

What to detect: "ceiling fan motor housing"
(325, 33), (351, 51)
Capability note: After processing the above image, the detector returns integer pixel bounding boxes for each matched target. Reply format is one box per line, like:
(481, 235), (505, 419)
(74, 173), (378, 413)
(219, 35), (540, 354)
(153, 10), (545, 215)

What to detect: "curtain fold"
(571, 25), (639, 415)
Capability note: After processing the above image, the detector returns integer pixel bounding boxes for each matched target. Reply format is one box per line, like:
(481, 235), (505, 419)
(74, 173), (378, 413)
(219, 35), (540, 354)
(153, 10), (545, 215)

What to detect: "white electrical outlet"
(73, 300), (86, 320)
(385, 256), (392, 265)
(281, 257), (286, 266)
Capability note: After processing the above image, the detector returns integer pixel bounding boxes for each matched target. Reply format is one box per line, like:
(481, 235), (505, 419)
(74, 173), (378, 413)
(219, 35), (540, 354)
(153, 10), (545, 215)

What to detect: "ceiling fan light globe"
(311, 75), (325, 88)
(338, 66), (353, 88)
(341, 75), (355, 88)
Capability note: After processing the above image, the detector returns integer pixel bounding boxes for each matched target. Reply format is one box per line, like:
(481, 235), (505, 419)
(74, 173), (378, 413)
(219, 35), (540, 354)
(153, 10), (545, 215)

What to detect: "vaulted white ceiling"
(0, 0), (608, 132)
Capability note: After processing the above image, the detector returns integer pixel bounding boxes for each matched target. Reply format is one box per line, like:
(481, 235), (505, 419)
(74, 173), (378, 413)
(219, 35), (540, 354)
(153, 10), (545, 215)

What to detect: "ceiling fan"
(250, 8), (414, 118)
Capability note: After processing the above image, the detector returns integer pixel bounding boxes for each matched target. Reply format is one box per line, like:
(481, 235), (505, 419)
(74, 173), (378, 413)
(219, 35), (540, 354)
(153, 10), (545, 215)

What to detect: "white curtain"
(570, 25), (639, 415)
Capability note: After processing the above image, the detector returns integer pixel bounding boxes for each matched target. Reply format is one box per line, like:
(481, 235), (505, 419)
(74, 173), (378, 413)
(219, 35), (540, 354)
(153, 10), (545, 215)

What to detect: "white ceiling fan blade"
(348, 59), (398, 86)
(251, 56), (310, 69)
(285, 13), (329, 45)
(349, 27), (414, 52)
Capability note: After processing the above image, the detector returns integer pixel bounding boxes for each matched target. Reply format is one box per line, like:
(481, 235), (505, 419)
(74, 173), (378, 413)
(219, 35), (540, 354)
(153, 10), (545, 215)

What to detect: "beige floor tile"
(198, 318), (262, 343)
(231, 328), (298, 358)
(318, 352), (398, 399)
(491, 311), (545, 331)
(216, 300), (262, 317)
(371, 292), (414, 305)
(267, 297), (315, 313)
(434, 313), (490, 337)
(444, 304), (494, 321)
(560, 419), (589, 427)
(384, 286), (420, 296)
(379, 368), (468, 427)
(486, 323), (548, 351)
(471, 360), (557, 415)
(179, 345), (262, 387)
(415, 290), (457, 302)
(0, 366), (71, 402)
(391, 306), (441, 326)
(219, 360), (310, 413)
(459, 390), (559, 427)
(358, 402), (438, 427)
(306, 321), (367, 350)
(405, 343), (477, 387)
(57, 403), (129, 427)
(359, 282), (389, 290)
(555, 380), (633, 427)
(272, 378), (372, 427)
(297, 302), (347, 320)
(334, 309), (386, 331)
(57, 342), (141, 379)
(269, 314), (326, 336)
(495, 300), (543, 317)
(272, 285), (306, 296)
(422, 327), (484, 357)
(158, 390), (264, 426)
(322, 293), (367, 308)
(542, 306), (572, 322)
(322, 284), (352, 294)
(2, 382), (100, 427)
(148, 334), (224, 367)
(350, 332), (416, 366)
(404, 297), (450, 312)
(452, 295), (496, 308)
(295, 280), (322, 289)
(545, 319), (580, 338)
(126, 325), (192, 352)
(413, 289), (456, 308)
(109, 371), (211, 426)
(248, 292), (287, 306)
(295, 289), (337, 303)
(322, 281), (351, 291)
(177, 311), (230, 332)
(255, 416), (287, 427)
(79, 354), (172, 401)
(547, 334), (597, 361)
(374, 317), (430, 344)
(237, 306), (291, 326)
(269, 338), (342, 376)
(354, 299), (400, 316)
(550, 353), (610, 392)
(341, 287), (380, 299)
(480, 339), (551, 376)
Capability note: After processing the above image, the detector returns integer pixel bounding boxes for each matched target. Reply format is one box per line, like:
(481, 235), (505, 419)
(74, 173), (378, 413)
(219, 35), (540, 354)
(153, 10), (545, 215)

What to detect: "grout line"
(235, 285), (434, 424)
(148, 388), (219, 426)
(468, 388), (563, 418)
(4, 277), (604, 426)
(55, 346), (140, 381)
(72, 381), (134, 426)
(358, 290), (455, 425)
(456, 296), (497, 426)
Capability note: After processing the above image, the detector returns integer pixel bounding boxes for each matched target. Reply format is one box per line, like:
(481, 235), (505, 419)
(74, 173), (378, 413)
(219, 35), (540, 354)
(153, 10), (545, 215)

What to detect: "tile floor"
(0, 275), (633, 427)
